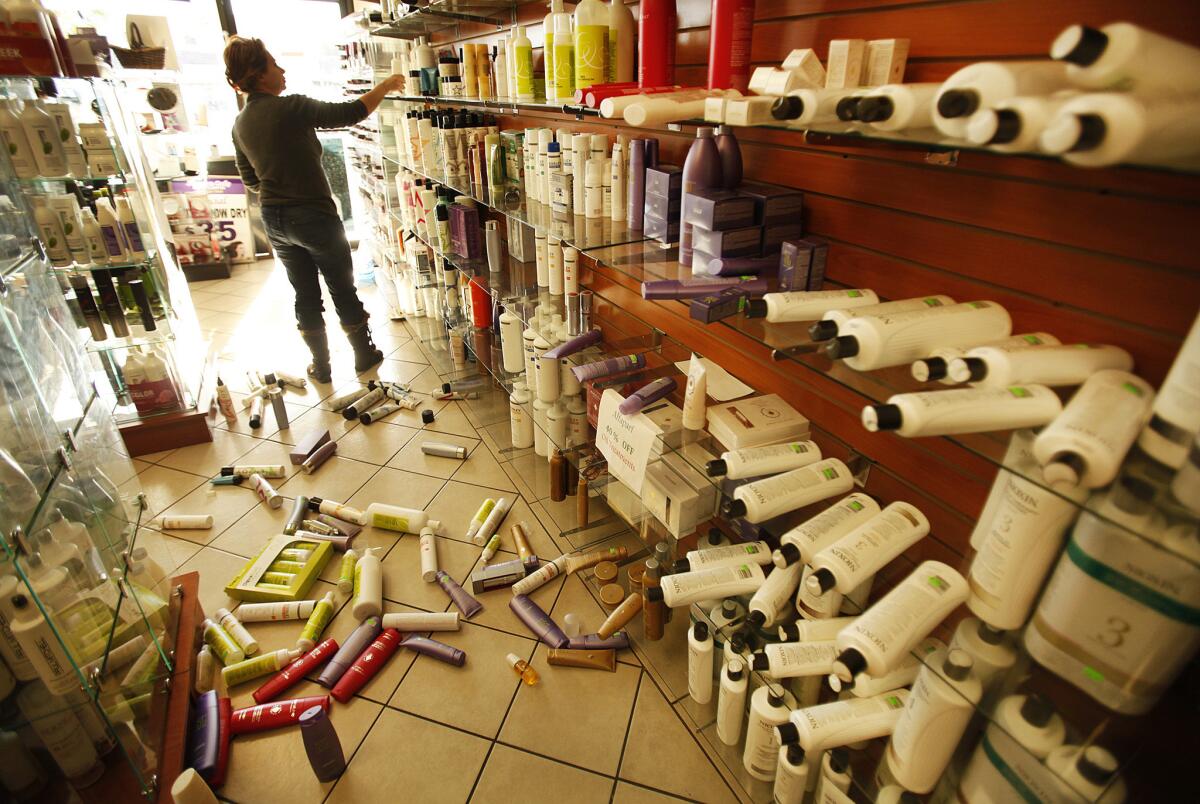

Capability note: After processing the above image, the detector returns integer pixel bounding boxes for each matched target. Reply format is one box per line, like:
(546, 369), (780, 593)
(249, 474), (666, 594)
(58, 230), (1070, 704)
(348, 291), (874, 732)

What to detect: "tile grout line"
(608, 670), (644, 801)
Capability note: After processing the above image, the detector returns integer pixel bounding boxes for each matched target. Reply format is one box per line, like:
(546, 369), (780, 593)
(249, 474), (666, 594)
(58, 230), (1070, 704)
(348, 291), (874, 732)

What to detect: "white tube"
(755, 640), (839, 679)
(753, 289), (879, 324)
(649, 562), (766, 608)
(419, 525), (439, 582)
(716, 656), (749, 745)
(1032, 369), (1155, 489)
(679, 540), (774, 572)
(351, 548), (384, 620)
(828, 301), (1012, 371)
(827, 636), (944, 698)
(1050, 21), (1200, 96)
(859, 83), (941, 131)
(777, 614), (858, 643)
(1138, 312), (1200, 468)
(913, 332), (1060, 384)
(780, 690), (909, 754)
(682, 355), (707, 431)
(708, 441), (822, 480)
(862, 384), (1062, 438)
(723, 458), (855, 523)
(601, 88), (729, 119)
(952, 342), (1132, 388)
(771, 87), (864, 126)
(687, 622), (714, 704)
(933, 61), (1071, 138)
(152, 514), (213, 529)
(807, 502), (930, 596)
(964, 93), (1077, 153)
(812, 295), (956, 342)
(511, 555), (567, 596)
(234, 600), (315, 622)
(499, 310), (525, 373)
(774, 493), (881, 568)
(1039, 91), (1200, 168)
(380, 611), (460, 631)
(215, 607), (258, 657)
(747, 561), (804, 629)
(833, 560), (968, 681)
(624, 90), (745, 127)
(473, 496), (511, 546)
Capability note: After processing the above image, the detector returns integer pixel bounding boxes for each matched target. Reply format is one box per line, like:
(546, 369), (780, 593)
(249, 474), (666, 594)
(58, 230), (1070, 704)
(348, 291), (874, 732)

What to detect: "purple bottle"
(627, 139), (646, 230)
(299, 705), (345, 782)
(714, 126), (742, 190)
(679, 128), (723, 268)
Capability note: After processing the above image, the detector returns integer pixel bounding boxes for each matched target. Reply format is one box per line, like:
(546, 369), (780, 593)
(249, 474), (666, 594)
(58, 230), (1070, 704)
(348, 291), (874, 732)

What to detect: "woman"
(224, 36), (402, 381)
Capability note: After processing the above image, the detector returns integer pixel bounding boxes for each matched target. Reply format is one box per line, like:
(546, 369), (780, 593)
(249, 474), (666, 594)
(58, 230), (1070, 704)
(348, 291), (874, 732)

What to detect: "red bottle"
(230, 695), (330, 735)
(638, 0), (677, 88)
(331, 628), (403, 703)
(707, 0), (757, 93)
(253, 638), (339, 704)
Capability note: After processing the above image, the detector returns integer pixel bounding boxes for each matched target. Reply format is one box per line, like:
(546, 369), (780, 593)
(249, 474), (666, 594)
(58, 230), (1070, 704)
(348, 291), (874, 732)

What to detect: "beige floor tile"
(131, 459), (154, 474)
(387, 339), (428, 364)
(326, 708), (489, 804)
(465, 550), (565, 638)
(156, 483), (262, 545)
(230, 439), (307, 479)
(344, 466), (446, 514)
(612, 782), (690, 804)
(405, 365), (447, 395)
(423, 482), (512, 546)
(387, 432), (480, 479)
(620, 681), (738, 804)
(388, 621), (536, 738)
(135, 448), (177, 464)
(173, 546), (252, 615)
(278, 456), (379, 504)
(270, 405), (360, 447)
(157, 429), (262, 478)
(209, 498), (296, 558)
(332, 420), (418, 466)
(450, 446), (518, 492)
(216, 397), (310, 438)
(472, 744), (613, 804)
(124, 464), (207, 518)
(318, 379), (373, 412)
(499, 644), (641, 776)
(219, 679), (383, 804)
(131, 527), (201, 579)
(379, 533), (480, 613)
(422, 400), (481, 438)
(358, 358), (431, 385)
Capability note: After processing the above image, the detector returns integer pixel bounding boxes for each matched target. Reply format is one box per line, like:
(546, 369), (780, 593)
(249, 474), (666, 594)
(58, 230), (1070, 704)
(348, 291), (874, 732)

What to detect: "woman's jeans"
(261, 203), (367, 332)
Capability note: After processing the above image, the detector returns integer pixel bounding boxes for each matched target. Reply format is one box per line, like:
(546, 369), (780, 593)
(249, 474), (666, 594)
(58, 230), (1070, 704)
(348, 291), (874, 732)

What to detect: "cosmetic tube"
(833, 561), (968, 682)
(269, 388), (290, 430)
(298, 593), (337, 651)
(473, 496), (511, 546)
(328, 386), (369, 411)
(826, 300), (1012, 371)
(318, 617), (382, 688)
(352, 548), (384, 620)
(361, 502), (435, 532)
(421, 441), (468, 460)
(707, 441), (822, 479)
(296, 531), (352, 551)
(300, 705), (345, 782)
(221, 462), (289, 478)
(753, 641), (839, 679)
(414, 524), (439, 582)
(567, 632), (631, 651)
(544, 328), (602, 359)
(464, 500), (497, 543)
(623, 89), (743, 127)
(642, 276), (767, 299)
(509, 594), (570, 647)
(828, 637), (943, 698)
(807, 502), (930, 597)
(618, 376), (677, 415)
(1051, 21), (1200, 96)
(952, 342), (1132, 388)
(597, 593), (643, 638)
(774, 493), (882, 569)
(203, 618), (244, 665)
(315, 512), (362, 538)
(856, 83), (941, 131)
(332, 628), (403, 703)
(745, 561), (804, 629)
(646, 562), (766, 608)
(511, 555), (567, 596)
(674, 541), (774, 573)
(722, 458), (855, 522)
(236, 600), (315, 622)
(251, 473), (283, 509)
(284, 495), (309, 536)
(222, 648), (301, 688)
(564, 546), (629, 574)
(571, 352), (646, 382)
(862, 385), (1063, 438)
(747, 290), (879, 324)
(253, 638), (339, 703)
(344, 387), (385, 420)
(337, 551), (357, 595)
(229, 695), (330, 736)
(776, 690), (909, 754)
(436, 570), (484, 618)
(381, 612), (460, 632)
(511, 523), (534, 562)
(402, 635), (466, 666)
(215, 607), (258, 656)
(172, 769), (219, 804)
(194, 646), (215, 694)
(811, 295), (957, 342)
(547, 648), (616, 671)
(932, 61), (1071, 138)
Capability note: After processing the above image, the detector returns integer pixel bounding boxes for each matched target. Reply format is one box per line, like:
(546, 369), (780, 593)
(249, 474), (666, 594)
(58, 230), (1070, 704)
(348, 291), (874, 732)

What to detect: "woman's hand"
(383, 74), (406, 93)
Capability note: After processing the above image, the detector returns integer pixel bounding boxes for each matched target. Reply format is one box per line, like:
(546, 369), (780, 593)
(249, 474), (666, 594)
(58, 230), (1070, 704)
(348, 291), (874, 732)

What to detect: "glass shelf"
(370, 0), (513, 39)
(385, 93), (600, 119)
(54, 251), (158, 274)
(14, 173), (133, 187)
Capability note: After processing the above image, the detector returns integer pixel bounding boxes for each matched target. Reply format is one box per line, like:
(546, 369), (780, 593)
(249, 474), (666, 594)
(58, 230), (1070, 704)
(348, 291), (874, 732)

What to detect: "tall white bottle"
(0, 100), (38, 179)
(115, 196), (147, 259)
(42, 101), (88, 176)
(553, 8), (576, 101)
(607, 0), (635, 83)
(79, 208), (110, 265)
(21, 100), (68, 177)
(96, 198), (128, 261)
(574, 0), (609, 91)
(512, 26), (535, 101)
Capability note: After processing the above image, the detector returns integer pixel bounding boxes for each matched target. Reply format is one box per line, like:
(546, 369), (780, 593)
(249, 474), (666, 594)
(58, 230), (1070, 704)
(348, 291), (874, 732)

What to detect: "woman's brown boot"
(343, 320), (384, 372)
(300, 328), (332, 383)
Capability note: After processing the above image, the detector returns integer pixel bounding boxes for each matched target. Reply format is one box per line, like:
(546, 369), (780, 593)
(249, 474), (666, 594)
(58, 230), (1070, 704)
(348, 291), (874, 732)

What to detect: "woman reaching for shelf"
(224, 35), (403, 381)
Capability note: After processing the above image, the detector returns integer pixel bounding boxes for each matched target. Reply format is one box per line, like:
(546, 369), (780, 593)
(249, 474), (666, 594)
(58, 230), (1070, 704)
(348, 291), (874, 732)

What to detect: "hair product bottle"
(957, 693), (1066, 804)
(638, 0), (675, 87)
(1051, 22), (1200, 96)
(743, 684), (796, 781)
(679, 127), (722, 267)
(573, 0), (609, 91)
(707, 0), (756, 92)
(933, 61), (1071, 138)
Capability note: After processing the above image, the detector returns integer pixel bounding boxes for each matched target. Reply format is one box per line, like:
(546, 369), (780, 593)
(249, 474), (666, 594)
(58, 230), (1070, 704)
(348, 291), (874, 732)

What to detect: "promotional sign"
(168, 176), (253, 264)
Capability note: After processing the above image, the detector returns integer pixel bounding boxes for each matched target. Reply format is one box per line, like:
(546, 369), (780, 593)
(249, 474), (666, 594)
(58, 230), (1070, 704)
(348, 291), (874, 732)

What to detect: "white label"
(596, 388), (656, 494)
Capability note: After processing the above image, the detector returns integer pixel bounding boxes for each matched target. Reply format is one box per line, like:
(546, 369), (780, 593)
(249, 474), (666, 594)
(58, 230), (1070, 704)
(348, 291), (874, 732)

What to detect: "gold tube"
(511, 523), (533, 562)
(546, 648), (616, 672)
(597, 593), (643, 639)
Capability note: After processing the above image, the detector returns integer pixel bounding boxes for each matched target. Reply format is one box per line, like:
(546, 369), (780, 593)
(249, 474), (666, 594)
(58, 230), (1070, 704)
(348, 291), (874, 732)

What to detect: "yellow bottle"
(506, 652), (540, 685)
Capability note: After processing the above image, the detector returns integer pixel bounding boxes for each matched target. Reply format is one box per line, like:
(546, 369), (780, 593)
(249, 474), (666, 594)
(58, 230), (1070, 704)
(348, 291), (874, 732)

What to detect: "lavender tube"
(642, 277), (769, 300)
(509, 595), (569, 648)
(699, 254), (781, 278)
(299, 705), (345, 782)
(435, 570), (483, 618)
(544, 328), (602, 359)
(628, 140), (646, 230)
(402, 635), (466, 667)
(317, 617), (382, 688)
(571, 353), (647, 383)
(568, 632), (632, 651)
(619, 377), (677, 415)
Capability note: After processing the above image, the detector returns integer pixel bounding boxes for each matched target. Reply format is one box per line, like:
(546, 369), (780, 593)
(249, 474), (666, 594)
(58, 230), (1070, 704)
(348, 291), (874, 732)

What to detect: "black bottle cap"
(785, 743), (806, 765)
(1076, 746), (1118, 785)
(988, 109), (1024, 144)
(721, 600), (738, 616)
(978, 622), (1006, 645)
(708, 528), (724, 546)
(706, 458), (728, 477)
(766, 685), (786, 707)
(442, 382), (453, 393)
(1054, 25), (1109, 67)
(744, 298), (768, 318)
(10, 593), (28, 609)
(835, 96), (862, 121)
(751, 652), (770, 672)
(645, 586), (664, 603)
(943, 648), (973, 681)
(409, 69), (420, 78)
(961, 356), (988, 382)
(672, 559), (690, 575)
(833, 648), (867, 681)
(913, 356), (948, 382)
(721, 498), (748, 518)
(692, 621), (709, 641)
(307, 496), (324, 510)
(771, 95), (804, 121)
(899, 794), (921, 804)
(776, 721), (800, 745)
(1111, 474), (1155, 514)
(808, 320), (838, 341)
(220, 466), (234, 476)
(746, 609), (766, 628)
(727, 658), (745, 681)
(806, 568), (836, 595)
(1019, 693), (1055, 728)
(421, 409), (435, 423)
(866, 404), (903, 432)
(937, 88), (980, 119)
(775, 543), (801, 568)
(1069, 114), (1107, 152)
(856, 96), (894, 123)
(827, 747), (849, 774)
(778, 622), (799, 641)
(824, 335), (859, 359)
(729, 632), (746, 653)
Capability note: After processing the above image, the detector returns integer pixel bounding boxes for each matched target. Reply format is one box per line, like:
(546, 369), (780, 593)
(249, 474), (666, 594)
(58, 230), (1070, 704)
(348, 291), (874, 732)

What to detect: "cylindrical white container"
(716, 656), (749, 746)
(381, 611), (460, 631)
(813, 295), (956, 343)
(1138, 312), (1200, 469)
(957, 693), (1066, 804)
(648, 563), (766, 608)
(828, 301), (1012, 371)
(862, 384), (1063, 438)
(419, 525), (439, 582)
(351, 548), (384, 619)
(1051, 21), (1200, 96)
(933, 61), (1071, 138)
(807, 502), (930, 597)
(953, 342), (1133, 388)
(1039, 92), (1200, 169)
(723, 458), (855, 523)
(687, 622), (714, 704)
(532, 398), (551, 456)
(510, 385), (535, 449)
(18, 682), (102, 786)
(949, 617), (1017, 691)
(774, 493), (882, 568)
(964, 93), (1077, 153)
(751, 289), (879, 324)
(773, 744), (809, 804)
(499, 310), (525, 373)
(215, 607), (259, 657)
(858, 83), (941, 131)
(706, 441), (822, 480)
(742, 684), (797, 781)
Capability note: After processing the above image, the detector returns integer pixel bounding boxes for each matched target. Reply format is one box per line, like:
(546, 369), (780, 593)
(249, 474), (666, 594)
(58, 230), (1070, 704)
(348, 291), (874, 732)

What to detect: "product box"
(762, 221), (805, 253)
(507, 217), (537, 262)
(705, 95), (735, 123)
(782, 48), (827, 87)
(778, 240), (813, 291)
(690, 286), (747, 323)
(642, 460), (703, 539)
(641, 401), (684, 452)
(803, 237), (829, 290)
(290, 428), (331, 465)
(500, 129), (524, 188)
(865, 38), (910, 87)
(685, 189), (757, 231)
(748, 67), (781, 96)
(664, 449), (720, 522)
(550, 172), (573, 217)
(825, 39), (867, 89)
(645, 164), (682, 198)
(706, 394), (811, 451)
(644, 212), (680, 244)
(740, 182), (805, 226)
(225, 535), (333, 602)
(723, 98), (777, 128)
(692, 224), (764, 259)
(645, 192), (682, 220)
(604, 477), (649, 523)
(450, 203), (482, 259)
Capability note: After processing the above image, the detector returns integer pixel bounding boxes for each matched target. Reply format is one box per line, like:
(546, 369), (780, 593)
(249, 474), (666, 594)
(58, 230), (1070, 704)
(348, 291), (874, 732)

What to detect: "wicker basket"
(111, 23), (165, 70)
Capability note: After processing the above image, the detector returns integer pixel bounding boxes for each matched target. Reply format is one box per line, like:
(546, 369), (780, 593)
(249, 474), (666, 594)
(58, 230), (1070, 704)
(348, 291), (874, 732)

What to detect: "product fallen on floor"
(332, 628), (404, 702)
(290, 429), (332, 465)
(229, 695), (331, 735)
(225, 536), (333, 602)
(254, 638), (339, 703)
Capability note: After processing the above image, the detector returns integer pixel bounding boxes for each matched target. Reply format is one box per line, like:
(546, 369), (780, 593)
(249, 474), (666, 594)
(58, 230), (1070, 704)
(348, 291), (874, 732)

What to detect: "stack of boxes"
(643, 164), (682, 244)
